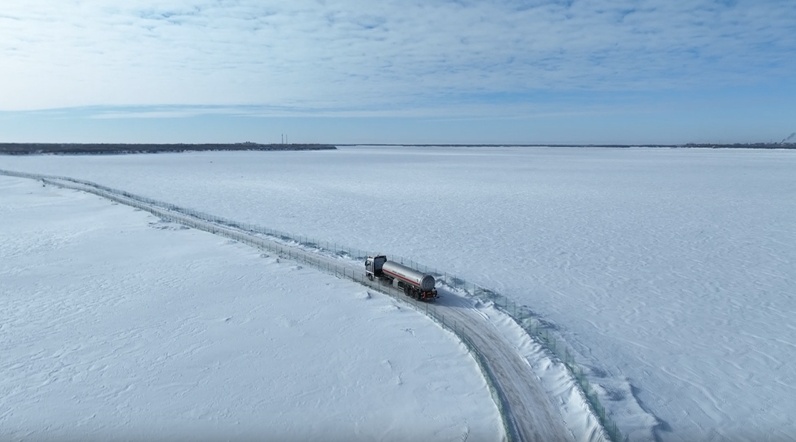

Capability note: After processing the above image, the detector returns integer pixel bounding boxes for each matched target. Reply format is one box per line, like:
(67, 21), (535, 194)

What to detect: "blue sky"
(1, 0), (794, 144)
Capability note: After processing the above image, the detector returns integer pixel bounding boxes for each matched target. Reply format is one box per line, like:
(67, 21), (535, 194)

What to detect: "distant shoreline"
(0, 143), (337, 155)
(2, 142), (794, 155)
(343, 143), (796, 149)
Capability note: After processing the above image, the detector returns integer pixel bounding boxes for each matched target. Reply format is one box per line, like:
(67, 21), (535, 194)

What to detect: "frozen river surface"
(3, 146), (795, 441)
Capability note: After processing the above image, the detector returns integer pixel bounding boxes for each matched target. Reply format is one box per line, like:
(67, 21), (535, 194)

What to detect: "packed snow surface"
(3, 145), (796, 441)
(0, 176), (503, 441)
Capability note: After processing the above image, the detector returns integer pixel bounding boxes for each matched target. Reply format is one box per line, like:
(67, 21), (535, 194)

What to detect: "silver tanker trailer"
(365, 255), (438, 301)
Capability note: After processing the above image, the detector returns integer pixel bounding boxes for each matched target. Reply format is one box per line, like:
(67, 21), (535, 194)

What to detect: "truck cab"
(365, 255), (387, 280)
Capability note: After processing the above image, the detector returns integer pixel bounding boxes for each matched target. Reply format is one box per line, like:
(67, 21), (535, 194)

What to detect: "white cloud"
(1, 0), (794, 115)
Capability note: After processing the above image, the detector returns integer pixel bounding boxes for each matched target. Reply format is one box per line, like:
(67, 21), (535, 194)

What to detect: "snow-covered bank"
(0, 176), (503, 441)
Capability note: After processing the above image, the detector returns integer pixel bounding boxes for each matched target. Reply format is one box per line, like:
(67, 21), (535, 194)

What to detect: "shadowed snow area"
(0, 177), (502, 441)
(4, 145), (795, 441)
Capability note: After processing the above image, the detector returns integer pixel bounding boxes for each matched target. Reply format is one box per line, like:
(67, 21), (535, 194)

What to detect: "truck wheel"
(367, 274), (373, 281)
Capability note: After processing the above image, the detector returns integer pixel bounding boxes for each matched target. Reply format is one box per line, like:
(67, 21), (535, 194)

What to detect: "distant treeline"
(0, 142), (337, 155)
(681, 143), (796, 149)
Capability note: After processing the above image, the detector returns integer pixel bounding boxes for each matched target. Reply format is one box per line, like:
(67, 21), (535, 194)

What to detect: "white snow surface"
(0, 176), (503, 441)
(3, 145), (796, 441)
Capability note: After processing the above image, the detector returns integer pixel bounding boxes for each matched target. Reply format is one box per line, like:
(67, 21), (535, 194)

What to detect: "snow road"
(422, 293), (573, 442)
(0, 176), (504, 441)
(1, 169), (602, 442)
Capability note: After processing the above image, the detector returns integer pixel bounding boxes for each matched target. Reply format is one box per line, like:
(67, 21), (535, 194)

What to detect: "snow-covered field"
(3, 145), (795, 441)
(0, 176), (503, 441)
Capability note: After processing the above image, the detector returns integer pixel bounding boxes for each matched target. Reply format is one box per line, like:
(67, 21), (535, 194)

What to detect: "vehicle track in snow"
(1, 169), (576, 442)
(420, 293), (573, 442)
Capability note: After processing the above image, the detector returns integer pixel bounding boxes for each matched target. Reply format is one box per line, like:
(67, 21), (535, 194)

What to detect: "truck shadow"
(378, 286), (476, 311)
(431, 288), (478, 309)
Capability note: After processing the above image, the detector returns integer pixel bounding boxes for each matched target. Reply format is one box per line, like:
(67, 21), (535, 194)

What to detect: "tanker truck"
(365, 255), (438, 301)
